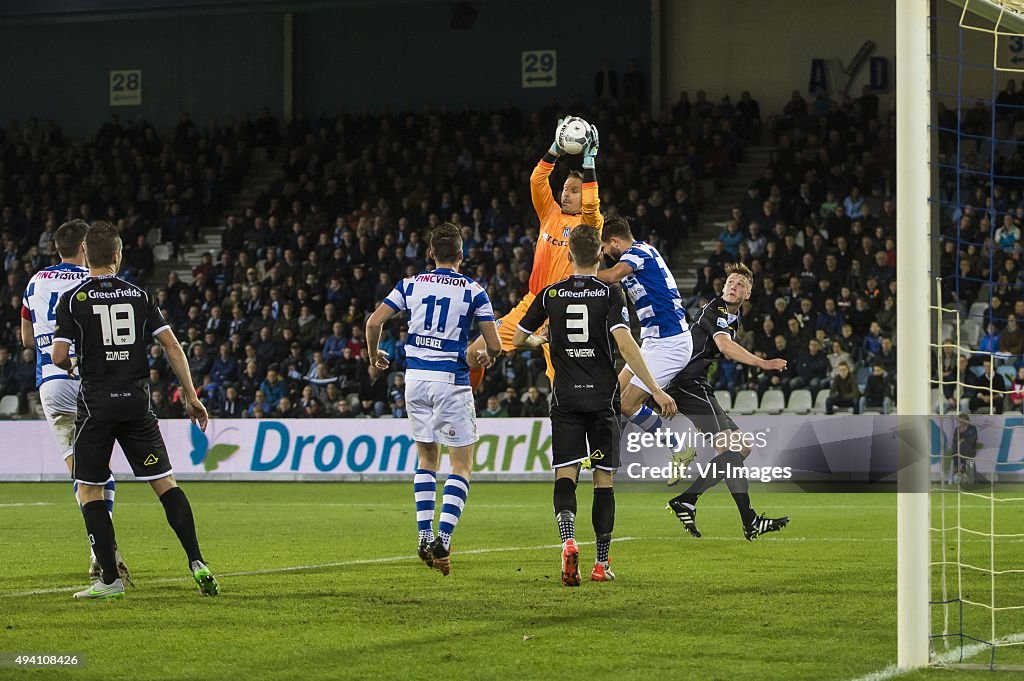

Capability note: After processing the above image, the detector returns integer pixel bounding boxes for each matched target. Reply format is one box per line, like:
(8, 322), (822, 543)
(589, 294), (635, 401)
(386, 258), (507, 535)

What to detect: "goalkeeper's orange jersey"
(528, 159), (603, 295)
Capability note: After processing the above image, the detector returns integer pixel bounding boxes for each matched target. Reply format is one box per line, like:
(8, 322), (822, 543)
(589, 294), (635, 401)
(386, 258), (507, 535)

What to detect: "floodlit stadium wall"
(0, 0), (649, 135)
(3, 416), (1023, 481)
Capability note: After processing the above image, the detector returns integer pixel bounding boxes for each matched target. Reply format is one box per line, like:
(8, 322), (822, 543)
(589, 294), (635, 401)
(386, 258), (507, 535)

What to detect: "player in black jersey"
(664, 263), (790, 540)
(514, 225), (676, 585)
(51, 222), (218, 600)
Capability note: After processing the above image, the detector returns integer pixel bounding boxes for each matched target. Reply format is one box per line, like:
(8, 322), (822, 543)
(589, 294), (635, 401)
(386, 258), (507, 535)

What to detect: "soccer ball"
(556, 117), (593, 155)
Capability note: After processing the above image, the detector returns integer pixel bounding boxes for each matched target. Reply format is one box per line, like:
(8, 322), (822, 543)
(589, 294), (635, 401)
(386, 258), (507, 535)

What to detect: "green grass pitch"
(1, 482), (1022, 680)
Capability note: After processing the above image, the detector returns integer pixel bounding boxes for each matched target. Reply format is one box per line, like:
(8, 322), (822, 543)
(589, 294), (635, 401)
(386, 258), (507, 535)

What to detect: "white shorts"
(406, 379), (477, 448)
(626, 333), (694, 394)
(39, 378), (81, 460)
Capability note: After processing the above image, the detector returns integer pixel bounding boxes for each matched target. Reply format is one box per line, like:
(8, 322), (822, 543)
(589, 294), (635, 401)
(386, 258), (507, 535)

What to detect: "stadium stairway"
(152, 154), (284, 285)
(670, 145), (775, 294)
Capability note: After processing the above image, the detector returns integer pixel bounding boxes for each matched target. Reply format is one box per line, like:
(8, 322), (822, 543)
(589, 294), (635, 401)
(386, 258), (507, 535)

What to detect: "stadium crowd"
(2, 77), (1024, 418)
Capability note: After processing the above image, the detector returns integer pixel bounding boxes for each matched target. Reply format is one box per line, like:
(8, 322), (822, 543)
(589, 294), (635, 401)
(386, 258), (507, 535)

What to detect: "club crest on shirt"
(716, 318), (729, 328)
(562, 226), (571, 238)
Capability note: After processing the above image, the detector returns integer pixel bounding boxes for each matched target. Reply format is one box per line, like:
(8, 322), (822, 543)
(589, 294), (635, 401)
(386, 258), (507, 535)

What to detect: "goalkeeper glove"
(549, 117), (570, 157)
(582, 124), (599, 169)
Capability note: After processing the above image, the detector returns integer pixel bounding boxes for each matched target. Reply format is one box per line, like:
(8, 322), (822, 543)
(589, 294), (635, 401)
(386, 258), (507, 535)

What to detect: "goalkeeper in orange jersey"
(468, 118), (603, 388)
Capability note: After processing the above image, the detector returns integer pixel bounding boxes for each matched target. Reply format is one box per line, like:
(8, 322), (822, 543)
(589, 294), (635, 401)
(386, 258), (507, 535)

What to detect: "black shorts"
(73, 384), (172, 485)
(550, 406), (621, 471)
(665, 378), (739, 435)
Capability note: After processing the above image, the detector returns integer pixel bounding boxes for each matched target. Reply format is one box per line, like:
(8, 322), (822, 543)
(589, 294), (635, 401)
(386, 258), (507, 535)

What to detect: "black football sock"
(730, 491), (757, 526)
(81, 500), (118, 584)
(553, 477), (578, 543)
(673, 450), (746, 506)
(592, 487), (615, 563)
(722, 461), (756, 526)
(159, 486), (204, 566)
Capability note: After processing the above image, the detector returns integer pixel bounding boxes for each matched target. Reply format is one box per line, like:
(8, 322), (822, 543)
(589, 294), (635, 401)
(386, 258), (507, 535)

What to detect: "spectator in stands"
(480, 396), (508, 418)
(875, 337), (897, 377)
(1001, 314), (1023, 356)
(978, 323), (1001, 356)
(969, 359), (1006, 414)
(790, 338), (830, 397)
(860, 364), (893, 415)
(757, 335), (794, 397)
(358, 365), (388, 417)
(15, 347), (35, 412)
(499, 386), (522, 417)
(718, 221), (744, 258)
(151, 389), (176, 420)
(826, 362), (860, 414)
(218, 386), (245, 418)
(1011, 367), (1024, 410)
(875, 295), (896, 335)
(274, 395), (300, 418)
(520, 386), (548, 417)
(259, 365), (287, 408)
(0, 346), (16, 400)
(827, 340), (854, 378)
(247, 390), (271, 418)
(862, 321), (884, 358)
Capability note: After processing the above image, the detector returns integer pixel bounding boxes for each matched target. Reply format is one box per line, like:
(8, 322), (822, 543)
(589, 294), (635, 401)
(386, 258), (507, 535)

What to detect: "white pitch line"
(0, 536), (639, 599)
(846, 633), (1024, 681)
(0, 502), (55, 508)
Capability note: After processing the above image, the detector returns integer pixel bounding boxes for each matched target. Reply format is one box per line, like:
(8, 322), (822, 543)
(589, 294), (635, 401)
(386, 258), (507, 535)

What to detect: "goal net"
(913, 0), (1024, 671)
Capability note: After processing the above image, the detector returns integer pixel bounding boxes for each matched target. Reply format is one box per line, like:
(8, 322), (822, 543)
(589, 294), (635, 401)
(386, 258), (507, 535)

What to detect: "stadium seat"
(714, 390), (733, 411)
(812, 390), (830, 414)
(535, 374), (551, 395)
(960, 319), (982, 348)
(757, 389), (785, 414)
(940, 321), (955, 342)
(0, 395), (19, 417)
(968, 301), (989, 320)
(153, 243), (171, 262)
(857, 367), (871, 390)
(997, 365), (1017, 384)
(733, 390), (758, 414)
(786, 389), (813, 414)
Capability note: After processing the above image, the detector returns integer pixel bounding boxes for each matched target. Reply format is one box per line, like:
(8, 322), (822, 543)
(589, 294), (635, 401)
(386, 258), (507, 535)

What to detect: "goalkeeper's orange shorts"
(496, 292), (554, 384)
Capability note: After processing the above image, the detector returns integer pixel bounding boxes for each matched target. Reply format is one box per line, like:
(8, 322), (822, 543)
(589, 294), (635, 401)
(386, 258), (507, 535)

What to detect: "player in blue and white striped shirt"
(365, 223), (501, 576)
(597, 216), (692, 435)
(20, 219), (130, 582)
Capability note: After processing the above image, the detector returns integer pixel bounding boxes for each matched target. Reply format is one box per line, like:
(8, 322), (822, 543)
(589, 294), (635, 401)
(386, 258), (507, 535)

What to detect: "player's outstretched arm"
(611, 327), (677, 418)
(156, 328), (209, 432)
(476, 320), (502, 369)
(365, 302), (399, 370)
(596, 261), (633, 284)
(530, 122), (568, 217)
(580, 124), (603, 229)
(511, 326), (548, 349)
(714, 334), (787, 372)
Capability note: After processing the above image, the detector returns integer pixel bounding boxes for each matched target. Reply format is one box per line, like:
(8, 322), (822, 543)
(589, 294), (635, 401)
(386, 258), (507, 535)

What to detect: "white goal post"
(897, 0), (1024, 671)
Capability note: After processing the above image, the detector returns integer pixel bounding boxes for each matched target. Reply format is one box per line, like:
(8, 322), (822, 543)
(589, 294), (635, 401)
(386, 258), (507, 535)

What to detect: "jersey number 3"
(566, 304), (589, 343)
(92, 304), (136, 346)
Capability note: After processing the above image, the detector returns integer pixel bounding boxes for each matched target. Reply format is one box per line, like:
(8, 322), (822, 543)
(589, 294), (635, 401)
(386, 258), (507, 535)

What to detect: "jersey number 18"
(92, 304), (137, 346)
